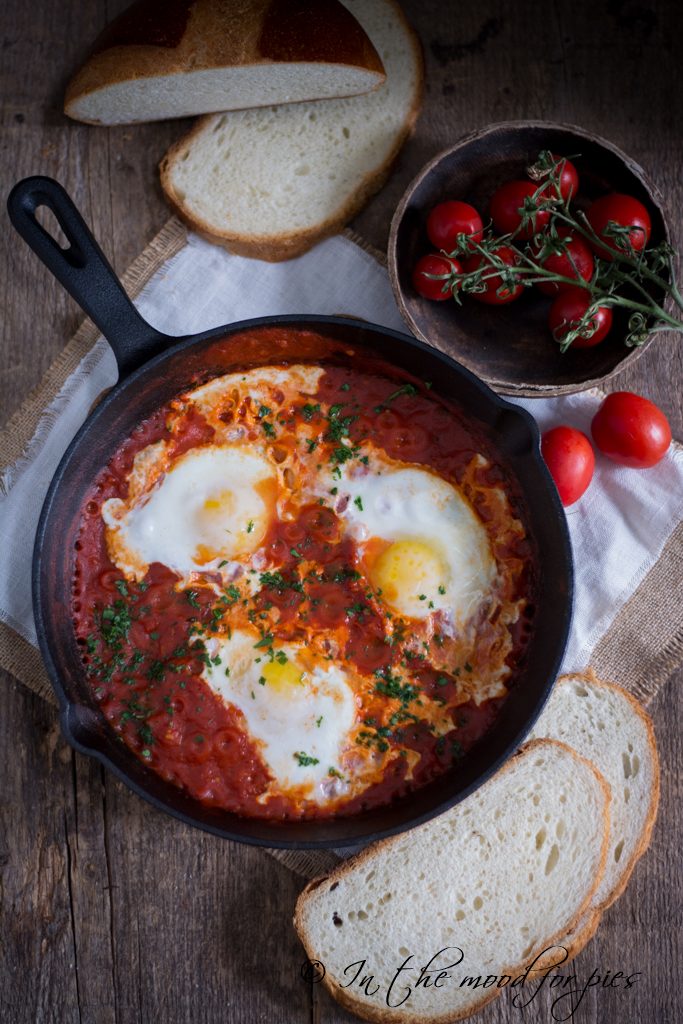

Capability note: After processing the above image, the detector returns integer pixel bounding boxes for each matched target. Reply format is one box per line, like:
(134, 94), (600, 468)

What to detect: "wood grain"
(1, 1), (682, 1022)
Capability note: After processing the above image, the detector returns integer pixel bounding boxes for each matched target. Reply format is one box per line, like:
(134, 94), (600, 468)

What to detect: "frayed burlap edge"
(1, 219), (681, 881)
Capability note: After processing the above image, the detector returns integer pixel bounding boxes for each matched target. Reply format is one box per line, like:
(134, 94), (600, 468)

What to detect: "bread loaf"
(65, 0), (386, 125)
(159, 0), (423, 261)
(294, 740), (610, 1024)
(529, 670), (660, 912)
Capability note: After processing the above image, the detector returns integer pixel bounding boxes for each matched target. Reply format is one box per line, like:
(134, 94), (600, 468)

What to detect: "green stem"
(552, 208), (683, 311)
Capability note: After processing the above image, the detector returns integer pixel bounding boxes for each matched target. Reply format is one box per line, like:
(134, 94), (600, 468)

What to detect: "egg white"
(202, 630), (360, 805)
(102, 444), (276, 581)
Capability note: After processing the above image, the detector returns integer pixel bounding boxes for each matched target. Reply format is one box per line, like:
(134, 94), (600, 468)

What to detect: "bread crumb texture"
(530, 671), (659, 910)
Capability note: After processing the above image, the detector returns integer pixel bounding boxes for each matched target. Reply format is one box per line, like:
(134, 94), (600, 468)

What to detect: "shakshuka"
(72, 348), (535, 820)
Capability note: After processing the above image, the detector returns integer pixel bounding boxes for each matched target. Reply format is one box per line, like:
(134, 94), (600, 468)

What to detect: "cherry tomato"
(412, 253), (460, 301)
(531, 154), (579, 202)
(587, 194), (651, 259)
(464, 246), (523, 305)
(535, 233), (594, 295)
(541, 426), (595, 506)
(426, 201), (483, 252)
(591, 392), (671, 468)
(548, 288), (613, 349)
(490, 180), (550, 239)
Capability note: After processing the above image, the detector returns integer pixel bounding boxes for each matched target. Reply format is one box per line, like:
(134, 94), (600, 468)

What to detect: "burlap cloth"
(2, 218), (682, 881)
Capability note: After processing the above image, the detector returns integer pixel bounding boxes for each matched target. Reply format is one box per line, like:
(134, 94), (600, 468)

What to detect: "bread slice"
(529, 670), (660, 912)
(65, 0), (386, 125)
(294, 740), (610, 1024)
(159, 0), (423, 261)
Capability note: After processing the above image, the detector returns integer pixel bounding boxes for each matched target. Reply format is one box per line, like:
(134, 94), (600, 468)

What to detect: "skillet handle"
(7, 176), (174, 378)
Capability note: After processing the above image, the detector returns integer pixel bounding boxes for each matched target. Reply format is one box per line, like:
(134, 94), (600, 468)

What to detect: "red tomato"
(412, 253), (460, 301)
(426, 201), (484, 252)
(465, 246), (523, 305)
(587, 194), (651, 259)
(541, 426), (595, 506)
(591, 392), (671, 468)
(490, 180), (550, 239)
(535, 234), (594, 295)
(548, 288), (613, 349)
(532, 154), (579, 202)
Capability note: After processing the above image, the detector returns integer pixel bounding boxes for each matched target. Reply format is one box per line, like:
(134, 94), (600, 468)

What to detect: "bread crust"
(553, 669), (661, 912)
(158, 0), (424, 262)
(293, 738), (611, 1024)
(65, 0), (386, 124)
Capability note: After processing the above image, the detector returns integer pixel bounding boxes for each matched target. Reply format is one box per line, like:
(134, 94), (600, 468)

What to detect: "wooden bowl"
(388, 121), (674, 396)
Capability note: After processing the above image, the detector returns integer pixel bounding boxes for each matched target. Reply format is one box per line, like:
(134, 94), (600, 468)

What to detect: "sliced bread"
(65, 0), (386, 125)
(294, 740), (610, 1024)
(529, 670), (660, 912)
(159, 0), (423, 261)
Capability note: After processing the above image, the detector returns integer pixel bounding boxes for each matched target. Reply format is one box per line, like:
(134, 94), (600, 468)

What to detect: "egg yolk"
(261, 659), (306, 693)
(370, 539), (447, 615)
(193, 488), (266, 563)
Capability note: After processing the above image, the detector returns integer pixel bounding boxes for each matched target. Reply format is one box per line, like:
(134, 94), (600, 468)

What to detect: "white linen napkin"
(2, 231), (683, 677)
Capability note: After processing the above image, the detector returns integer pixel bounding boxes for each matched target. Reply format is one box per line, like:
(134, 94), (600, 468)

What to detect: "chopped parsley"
(254, 634), (274, 649)
(374, 382), (417, 412)
(302, 403), (321, 421)
(374, 669), (419, 706)
(353, 495), (363, 511)
(100, 601), (132, 647)
(294, 751), (319, 767)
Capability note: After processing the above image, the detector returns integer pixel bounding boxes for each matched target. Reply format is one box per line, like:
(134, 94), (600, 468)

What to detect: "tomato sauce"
(71, 346), (536, 820)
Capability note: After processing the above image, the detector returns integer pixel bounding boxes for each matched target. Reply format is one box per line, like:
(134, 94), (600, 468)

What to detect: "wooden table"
(1, 2), (681, 1022)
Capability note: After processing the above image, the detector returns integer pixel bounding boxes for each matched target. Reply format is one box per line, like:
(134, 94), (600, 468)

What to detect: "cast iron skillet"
(7, 176), (573, 849)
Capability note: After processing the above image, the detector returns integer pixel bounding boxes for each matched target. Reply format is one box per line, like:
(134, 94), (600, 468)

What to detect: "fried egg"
(102, 445), (277, 580)
(326, 456), (497, 625)
(202, 629), (368, 806)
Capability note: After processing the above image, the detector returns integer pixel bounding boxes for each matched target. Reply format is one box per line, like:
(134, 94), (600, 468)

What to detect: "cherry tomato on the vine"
(412, 253), (461, 301)
(548, 288), (613, 349)
(587, 194), (651, 259)
(541, 426), (595, 506)
(532, 154), (579, 202)
(464, 246), (523, 305)
(426, 201), (484, 253)
(489, 181), (550, 240)
(535, 233), (594, 295)
(591, 392), (671, 468)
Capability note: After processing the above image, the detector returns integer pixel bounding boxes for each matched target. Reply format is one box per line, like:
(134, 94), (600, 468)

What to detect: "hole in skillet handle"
(6, 175), (175, 377)
(35, 205), (72, 251)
